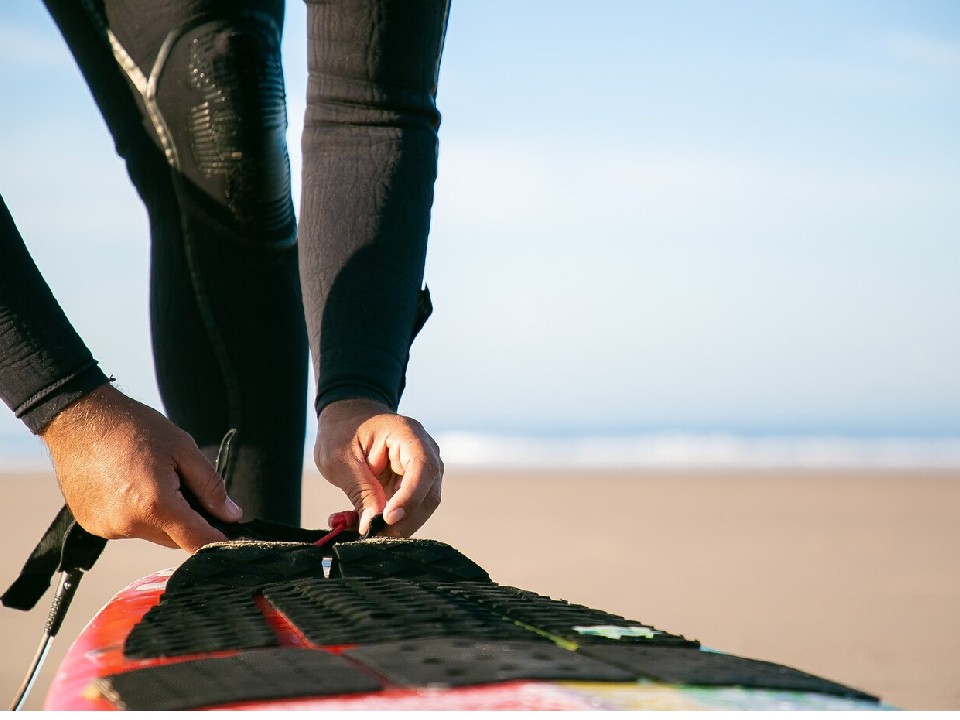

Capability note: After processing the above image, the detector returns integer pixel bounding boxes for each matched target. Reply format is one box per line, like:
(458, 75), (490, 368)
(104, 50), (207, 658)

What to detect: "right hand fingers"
(176, 447), (243, 524)
(43, 384), (240, 553)
(158, 444), (243, 552)
(157, 495), (229, 553)
(79, 472), (228, 553)
(126, 465), (230, 553)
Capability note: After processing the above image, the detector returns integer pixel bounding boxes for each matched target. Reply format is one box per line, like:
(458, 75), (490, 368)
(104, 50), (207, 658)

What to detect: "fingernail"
(225, 497), (243, 520)
(385, 507), (406, 525)
(359, 508), (375, 534)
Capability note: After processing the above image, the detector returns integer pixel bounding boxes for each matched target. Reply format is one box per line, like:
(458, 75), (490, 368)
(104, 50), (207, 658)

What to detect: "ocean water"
(3, 431), (960, 472)
(431, 433), (960, 469)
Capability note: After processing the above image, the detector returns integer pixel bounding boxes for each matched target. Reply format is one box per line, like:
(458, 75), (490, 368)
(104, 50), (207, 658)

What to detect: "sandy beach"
(1, 467), (957, 710)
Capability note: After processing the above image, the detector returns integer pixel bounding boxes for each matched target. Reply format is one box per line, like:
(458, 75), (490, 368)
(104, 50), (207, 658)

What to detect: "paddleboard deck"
(44, 537), (883, 711)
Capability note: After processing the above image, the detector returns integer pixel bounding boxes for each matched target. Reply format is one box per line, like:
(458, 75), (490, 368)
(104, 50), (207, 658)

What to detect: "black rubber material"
(430, 582), (699, 648)
(109, 539), (876, 707)
(577, 646), (878, 702)
(362, 513), (388, 539)
(124, 543), (338, 658)
(124, 588), (276, 659)
(164, 542), (334, 594)
(263, 577), (537, 646)
(330, 538), (491, 582)
(344, 638), (636, 688)
(122, 542), (695, 659)
(98, 648), (382, 710)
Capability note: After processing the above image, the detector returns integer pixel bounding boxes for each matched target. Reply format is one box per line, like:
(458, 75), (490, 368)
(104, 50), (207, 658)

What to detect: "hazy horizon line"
(3, 431), (960, 472)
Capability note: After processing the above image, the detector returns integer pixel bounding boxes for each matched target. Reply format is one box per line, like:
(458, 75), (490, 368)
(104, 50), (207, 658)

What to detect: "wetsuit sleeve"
(0, 194), (109, 433)
(300, 0), (447, 418)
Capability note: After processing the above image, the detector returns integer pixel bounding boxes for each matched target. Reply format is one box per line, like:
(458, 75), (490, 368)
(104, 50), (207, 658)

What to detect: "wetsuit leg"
(300, 0), (450, 417)
(43, 0), (308, 524)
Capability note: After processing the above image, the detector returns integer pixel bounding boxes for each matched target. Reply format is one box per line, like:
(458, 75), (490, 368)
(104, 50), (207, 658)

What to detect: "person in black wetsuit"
(0, 0), (447, 551)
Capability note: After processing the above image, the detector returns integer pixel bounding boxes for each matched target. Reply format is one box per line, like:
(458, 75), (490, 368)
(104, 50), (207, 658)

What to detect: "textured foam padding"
(98, 648), (383, 710)
(164, 542), (329, 594)
(263, 577), (536, 646)
(330, 538), (490, 582)
(577, 646), (878, 702)
(122, 543), (697, 660)
(124, 543), (333, 659)
(344, 638), (635, 687)
(124, 588), (276, 659)
(431, 582), (699, 648)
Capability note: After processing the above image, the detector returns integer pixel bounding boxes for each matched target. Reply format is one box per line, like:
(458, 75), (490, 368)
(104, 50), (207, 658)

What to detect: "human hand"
(315, 398), (443, 537)
(39, 384), (242, 552)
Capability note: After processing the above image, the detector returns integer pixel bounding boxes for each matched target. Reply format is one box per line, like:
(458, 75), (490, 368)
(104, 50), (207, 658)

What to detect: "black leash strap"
(1, 505), (106, 612)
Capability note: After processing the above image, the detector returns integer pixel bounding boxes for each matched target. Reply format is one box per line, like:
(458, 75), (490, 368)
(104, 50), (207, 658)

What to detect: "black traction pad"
(106, 540), (882, 706)
(344, 638), (635, 688)
(430, 582), (699, 648)
(263, 577), (538, 646)
(124, 543), (332, 659)
(331, 538), (491, 582)
(122, 539), (499, 659)
(124, 588), (277, 659)
(98, 648), (382, 711)
(164, 542), (330, 593)
(577, 646), (878, 702)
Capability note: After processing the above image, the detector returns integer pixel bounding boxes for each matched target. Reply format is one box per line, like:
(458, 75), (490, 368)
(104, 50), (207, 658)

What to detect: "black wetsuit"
(0, 0), (448, 525)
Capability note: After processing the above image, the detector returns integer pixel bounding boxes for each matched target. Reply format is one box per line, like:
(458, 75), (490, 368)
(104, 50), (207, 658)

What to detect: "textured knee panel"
(155, 13), (295, 248)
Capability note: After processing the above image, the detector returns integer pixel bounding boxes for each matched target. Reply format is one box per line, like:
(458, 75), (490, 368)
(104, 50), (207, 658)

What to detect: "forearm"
(0, 194), (109, 432)
(298, 0), (449, 417)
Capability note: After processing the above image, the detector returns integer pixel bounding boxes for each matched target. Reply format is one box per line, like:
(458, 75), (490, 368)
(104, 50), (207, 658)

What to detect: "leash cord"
(9, 568), (83, 711)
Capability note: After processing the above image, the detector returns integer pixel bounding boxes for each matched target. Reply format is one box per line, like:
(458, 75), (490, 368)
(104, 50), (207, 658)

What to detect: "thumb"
(335, 459), (386, 536)
(177, 449), (243, 523)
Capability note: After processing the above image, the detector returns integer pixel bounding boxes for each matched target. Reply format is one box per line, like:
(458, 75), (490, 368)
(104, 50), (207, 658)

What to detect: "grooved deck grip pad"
(577, 646), (878, 702)
(97, 648), (383, 710)
(344, 638), (635, 687)
(123, 542), (699, 660)
(331, 538), (491, 582)
(124, 543), (331, 658)
(264, 577), (534, 645)
(430, 582), (699, 648)
(124, 588), (276, 659)
(165, 542), (330, 593)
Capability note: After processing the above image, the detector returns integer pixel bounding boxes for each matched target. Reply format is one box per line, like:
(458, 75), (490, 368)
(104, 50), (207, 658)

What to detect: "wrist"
(315, 382), (396, 420)
(39, 382), (119, 446)
(319, 397), (392, 422)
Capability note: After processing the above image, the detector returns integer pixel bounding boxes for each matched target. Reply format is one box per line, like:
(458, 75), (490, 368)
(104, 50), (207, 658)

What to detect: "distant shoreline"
(4, 431), (960, 472)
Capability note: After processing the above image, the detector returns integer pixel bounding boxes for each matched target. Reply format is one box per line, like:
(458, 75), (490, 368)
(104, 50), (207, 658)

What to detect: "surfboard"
(42, 537), (884, 711)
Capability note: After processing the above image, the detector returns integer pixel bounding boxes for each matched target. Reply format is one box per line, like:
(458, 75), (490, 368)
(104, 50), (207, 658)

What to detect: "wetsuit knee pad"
(153, 12), (295, 249)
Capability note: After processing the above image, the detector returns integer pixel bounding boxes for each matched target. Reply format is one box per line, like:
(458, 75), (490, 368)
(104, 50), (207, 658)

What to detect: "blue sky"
(1, 1), (959, 445)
